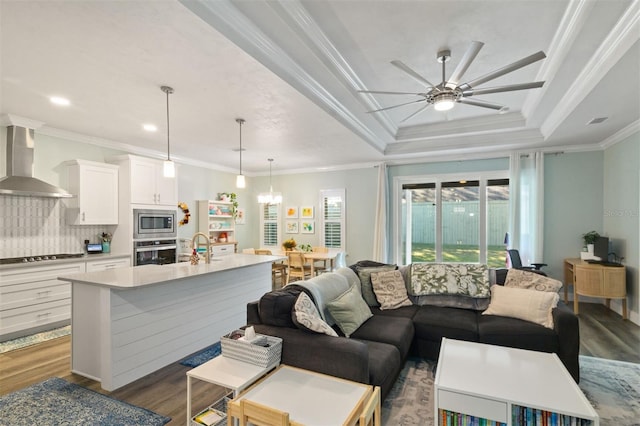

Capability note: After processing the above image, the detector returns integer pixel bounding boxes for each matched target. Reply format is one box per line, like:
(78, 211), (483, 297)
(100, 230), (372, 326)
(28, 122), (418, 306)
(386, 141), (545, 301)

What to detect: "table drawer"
(0, 299), (70, 335)
(211, 244), (235, 256)
(438, 389), (508, 423)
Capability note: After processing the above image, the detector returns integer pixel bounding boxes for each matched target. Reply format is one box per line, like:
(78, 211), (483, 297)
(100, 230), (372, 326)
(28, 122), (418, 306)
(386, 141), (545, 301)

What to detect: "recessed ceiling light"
(143, 124), (158, 132)
(50, 96), (70, 106)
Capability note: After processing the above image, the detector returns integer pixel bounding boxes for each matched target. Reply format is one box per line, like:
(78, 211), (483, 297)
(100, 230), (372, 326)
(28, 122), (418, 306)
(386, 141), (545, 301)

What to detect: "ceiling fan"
(359, 41), (546, 122)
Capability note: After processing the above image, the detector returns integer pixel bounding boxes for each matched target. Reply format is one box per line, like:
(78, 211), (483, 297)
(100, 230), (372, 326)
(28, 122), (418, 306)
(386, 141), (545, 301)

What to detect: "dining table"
(271, 250), (338, 276)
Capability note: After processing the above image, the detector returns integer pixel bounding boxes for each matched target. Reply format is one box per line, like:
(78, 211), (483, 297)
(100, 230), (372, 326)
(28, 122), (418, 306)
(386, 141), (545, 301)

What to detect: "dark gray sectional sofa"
(246, 262), (580, 401)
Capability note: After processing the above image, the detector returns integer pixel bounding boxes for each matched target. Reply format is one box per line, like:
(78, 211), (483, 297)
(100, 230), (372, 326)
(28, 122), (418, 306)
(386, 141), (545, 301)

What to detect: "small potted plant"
(582, 231), (600, 254)
(283, 238), (297, 251)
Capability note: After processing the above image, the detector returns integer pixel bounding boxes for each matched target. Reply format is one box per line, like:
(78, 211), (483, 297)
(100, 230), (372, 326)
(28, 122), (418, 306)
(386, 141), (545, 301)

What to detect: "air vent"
(587, 117), (608, 125)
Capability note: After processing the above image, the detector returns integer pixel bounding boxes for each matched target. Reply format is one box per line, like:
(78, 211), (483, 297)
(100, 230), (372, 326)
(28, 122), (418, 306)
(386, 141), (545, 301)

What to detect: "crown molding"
(599, 119), (640, 148)
(179, 0), (389, 153)
(0, 114), (44, 129)
(541, 0), (640, 138)
(522, 0), (595, 119)
(396, 112), (526, 141)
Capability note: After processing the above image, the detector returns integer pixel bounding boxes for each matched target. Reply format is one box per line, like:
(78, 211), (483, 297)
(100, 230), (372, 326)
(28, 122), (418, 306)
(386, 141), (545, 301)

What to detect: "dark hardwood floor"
(1, 301), (638, 425)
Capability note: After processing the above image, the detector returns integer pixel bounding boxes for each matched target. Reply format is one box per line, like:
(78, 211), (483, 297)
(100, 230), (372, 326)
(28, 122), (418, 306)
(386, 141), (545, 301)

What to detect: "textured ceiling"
(1, 0), (638, 175)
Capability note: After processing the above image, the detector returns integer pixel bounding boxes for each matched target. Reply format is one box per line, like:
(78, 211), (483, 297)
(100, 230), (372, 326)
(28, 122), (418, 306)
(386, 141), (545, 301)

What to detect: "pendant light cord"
(236, 118), (245, 175)
(161, 86), (174, 161)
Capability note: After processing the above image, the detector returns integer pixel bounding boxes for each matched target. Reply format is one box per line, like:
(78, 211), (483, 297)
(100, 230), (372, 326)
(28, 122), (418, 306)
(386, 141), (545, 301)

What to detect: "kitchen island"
(59, 253), (282, 391)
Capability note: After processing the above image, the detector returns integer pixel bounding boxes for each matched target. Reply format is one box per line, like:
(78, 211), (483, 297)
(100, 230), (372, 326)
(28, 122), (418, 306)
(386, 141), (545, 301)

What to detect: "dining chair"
(311, 246), (329, 275)
(359, 386), (381, 426)
(237, 398), (290, 426)
(256, 249), (287, 289)
(286, 251), (312, 285)
(242, 248), (256, 254)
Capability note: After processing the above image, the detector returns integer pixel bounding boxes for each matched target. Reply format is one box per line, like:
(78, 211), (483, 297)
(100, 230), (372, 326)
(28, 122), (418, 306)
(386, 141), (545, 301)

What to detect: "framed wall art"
(301, 221), (315, 234)
(286, 221), (299, 234)
(301, 206), (314, 219)
(286, 206), (298, 219)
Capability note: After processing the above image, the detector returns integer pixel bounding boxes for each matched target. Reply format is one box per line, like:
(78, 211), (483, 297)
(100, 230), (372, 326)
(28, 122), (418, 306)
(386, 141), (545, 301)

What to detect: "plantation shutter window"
(320, 189), (345, 249)
(260, 203), (280, 248)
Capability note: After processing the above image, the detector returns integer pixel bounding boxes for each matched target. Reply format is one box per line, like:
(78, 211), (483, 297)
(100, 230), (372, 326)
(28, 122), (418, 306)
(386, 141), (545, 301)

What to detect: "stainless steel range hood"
(0, 125), (73, 198)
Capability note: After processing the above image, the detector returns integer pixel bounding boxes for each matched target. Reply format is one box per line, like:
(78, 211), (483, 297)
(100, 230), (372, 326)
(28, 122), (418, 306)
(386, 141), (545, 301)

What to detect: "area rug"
(0, 377), (170, 426)
(180, 341), (222, 367)
(0, 325), (70, 353)
(381, 356), (640, 426)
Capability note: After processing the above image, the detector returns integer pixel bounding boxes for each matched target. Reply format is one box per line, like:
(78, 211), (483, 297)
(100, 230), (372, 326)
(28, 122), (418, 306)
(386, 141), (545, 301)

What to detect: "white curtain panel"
(509, 152), (545, 265)
(373, 163), (388, 262)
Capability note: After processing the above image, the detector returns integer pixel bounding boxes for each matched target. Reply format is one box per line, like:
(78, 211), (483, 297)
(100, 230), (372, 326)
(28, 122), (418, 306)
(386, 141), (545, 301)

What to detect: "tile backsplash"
(0, 195), (109, 258)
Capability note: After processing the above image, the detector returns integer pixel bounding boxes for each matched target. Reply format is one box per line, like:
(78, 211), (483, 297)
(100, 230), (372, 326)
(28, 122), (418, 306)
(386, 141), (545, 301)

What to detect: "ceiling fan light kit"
(359, 41), (546, 121)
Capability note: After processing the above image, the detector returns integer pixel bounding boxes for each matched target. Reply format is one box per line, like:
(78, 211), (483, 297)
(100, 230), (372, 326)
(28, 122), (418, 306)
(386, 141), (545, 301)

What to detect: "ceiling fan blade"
(390, 60), (435, 89)
(400, 103), (431, 123)
(462, 81), (545, 96)
(367, 99), (426, 113)
(446, 41), (484, 89)
(459, 51), (546, 91)
(358, 90), (424, 96)
(458, 98), (509, 112)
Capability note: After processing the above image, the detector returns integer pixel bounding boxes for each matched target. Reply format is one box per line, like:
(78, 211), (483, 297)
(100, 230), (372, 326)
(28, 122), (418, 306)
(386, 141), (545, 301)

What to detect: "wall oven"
(133, 239), (177, 266)
(133, 209), (176, 240)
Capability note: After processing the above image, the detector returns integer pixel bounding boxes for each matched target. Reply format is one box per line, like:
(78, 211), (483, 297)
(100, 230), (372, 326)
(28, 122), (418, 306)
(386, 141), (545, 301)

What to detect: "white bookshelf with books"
(434, 338), (598, 426)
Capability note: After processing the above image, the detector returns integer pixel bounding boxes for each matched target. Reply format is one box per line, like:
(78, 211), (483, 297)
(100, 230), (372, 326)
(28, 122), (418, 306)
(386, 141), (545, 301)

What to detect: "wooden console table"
(563, 258), (627, 319)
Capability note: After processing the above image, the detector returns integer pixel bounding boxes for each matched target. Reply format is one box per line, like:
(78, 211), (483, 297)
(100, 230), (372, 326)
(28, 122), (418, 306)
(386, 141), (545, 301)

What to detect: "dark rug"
(382, 355), (640, 426)
(180, 341), (221, 367)
(0, 377), (170, 425)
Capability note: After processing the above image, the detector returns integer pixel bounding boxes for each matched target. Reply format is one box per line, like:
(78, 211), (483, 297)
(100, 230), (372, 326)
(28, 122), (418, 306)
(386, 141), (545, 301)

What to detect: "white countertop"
(58, 253), (284, 289)
(0, 252), (130, 271)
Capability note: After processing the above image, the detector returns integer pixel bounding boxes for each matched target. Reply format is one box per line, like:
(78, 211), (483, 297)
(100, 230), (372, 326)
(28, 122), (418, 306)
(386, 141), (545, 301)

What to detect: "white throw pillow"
(370, 270), (413, 310)
(482, 285), (559, 329)
(505, 269), (563, 293)
(291, 292), (338, 337)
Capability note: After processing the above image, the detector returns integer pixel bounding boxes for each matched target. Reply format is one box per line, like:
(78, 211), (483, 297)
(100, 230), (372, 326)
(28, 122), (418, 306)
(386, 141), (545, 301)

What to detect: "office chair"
(507, 249), (547, 275)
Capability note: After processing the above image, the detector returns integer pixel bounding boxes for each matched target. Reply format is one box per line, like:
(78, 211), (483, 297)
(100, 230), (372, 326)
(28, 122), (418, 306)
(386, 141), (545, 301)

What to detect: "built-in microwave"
(133, 209), (177, 239)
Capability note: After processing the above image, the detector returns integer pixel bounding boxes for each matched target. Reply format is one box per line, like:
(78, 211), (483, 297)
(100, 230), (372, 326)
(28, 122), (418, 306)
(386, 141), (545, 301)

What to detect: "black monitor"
(593, 236), (609, 261)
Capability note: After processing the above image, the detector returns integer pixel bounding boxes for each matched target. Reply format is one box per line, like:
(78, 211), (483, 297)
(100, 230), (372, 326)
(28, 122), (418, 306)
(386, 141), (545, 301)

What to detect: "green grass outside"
(410, 244), (507, 268)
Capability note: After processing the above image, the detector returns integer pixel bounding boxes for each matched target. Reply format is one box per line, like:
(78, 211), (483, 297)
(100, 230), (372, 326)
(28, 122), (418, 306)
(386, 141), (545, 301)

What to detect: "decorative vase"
(102, 241), (111, 253)
(587, 244), (594, 255)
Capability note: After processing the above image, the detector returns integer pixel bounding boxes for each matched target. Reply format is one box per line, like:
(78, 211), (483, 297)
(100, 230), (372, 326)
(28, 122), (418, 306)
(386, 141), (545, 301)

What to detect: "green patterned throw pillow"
(409, 263), (490, 298)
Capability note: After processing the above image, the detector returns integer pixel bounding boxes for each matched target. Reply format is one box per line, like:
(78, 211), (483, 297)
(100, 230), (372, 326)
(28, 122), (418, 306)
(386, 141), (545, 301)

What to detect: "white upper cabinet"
(111, 155), (178, 207)
(64, 160), (119, 225)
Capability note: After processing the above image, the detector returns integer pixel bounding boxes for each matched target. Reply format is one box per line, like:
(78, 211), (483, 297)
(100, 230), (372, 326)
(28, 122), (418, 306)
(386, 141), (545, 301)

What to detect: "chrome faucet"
(191, 232), (211, 264)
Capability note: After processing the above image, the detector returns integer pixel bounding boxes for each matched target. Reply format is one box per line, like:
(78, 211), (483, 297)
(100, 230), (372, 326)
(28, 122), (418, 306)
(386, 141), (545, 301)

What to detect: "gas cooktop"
(0, 253), (85, 265)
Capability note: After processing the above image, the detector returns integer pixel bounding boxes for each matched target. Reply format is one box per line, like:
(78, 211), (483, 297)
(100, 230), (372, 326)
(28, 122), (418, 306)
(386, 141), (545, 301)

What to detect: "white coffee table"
(186, 355), (275, 425)
(434, 338), (598, 426)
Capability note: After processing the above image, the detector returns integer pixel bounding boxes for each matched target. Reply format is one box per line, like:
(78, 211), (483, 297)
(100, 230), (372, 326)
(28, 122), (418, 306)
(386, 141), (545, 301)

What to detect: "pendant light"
(258, 158), (282, 204)
(161, 85), (175, 178)
(235, 118), (246, 188)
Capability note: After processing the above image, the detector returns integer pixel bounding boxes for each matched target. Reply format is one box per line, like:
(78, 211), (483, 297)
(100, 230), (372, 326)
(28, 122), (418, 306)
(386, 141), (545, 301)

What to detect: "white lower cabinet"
(0, 262), (85, 341)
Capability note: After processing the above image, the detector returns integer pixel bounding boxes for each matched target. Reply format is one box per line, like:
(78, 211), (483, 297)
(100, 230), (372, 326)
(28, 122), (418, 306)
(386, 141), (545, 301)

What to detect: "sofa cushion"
(294, 272), (351, 326)
(370, 304), (419, 320)
(258, 286), (303, 328)
(477, 314), (559, 353)
(326, 284), (373, 337)
(356, 265), (397, 307)
(291, 292), (338, 337)
(370, 270), (412, 310)
(350, 315), (414, 359)
(410, 294), (490, 311)
(412, 306), (479, 343)
(483, 285), (559, 329)
(505, 269), (563, 292)
(409, 263), (490, 298)
(361, 340), (402, 400)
